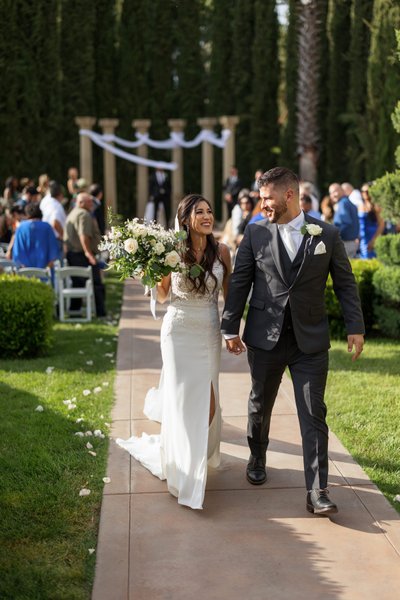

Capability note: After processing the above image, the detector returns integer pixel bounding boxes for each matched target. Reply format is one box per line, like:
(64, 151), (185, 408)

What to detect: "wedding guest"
(300, 194), (322, 220)
(89, 183), (106, 235)
(223, 166), (243, 219)
(116, 194), (231, 509)
(40, 181), (66, 259)
(358, 182), (385, 259)
(149, 168), (171, 226)
(64, 192), (106, 317)
(12, 203), (59, 268)
(329, 182), (359, 258)
(37, 173), (50, 198)
(3, 176), (19, 207)
(342, 182), (363, 211)
(320, 195), (335, 224)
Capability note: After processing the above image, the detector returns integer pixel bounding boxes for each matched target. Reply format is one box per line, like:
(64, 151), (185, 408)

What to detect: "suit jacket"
(221, 214), (365, 354)
(223, 176), (242, 204)
(149, 172), (171, 201)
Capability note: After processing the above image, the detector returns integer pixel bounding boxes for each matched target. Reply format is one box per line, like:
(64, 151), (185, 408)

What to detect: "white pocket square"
(314, 241), (326, 255)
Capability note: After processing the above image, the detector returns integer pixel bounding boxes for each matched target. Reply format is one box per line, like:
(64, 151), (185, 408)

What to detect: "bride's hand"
(226, 336), (246, 355)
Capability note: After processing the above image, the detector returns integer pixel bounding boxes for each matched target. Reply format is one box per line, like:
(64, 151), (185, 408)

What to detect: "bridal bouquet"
(99, 217), (198, 288)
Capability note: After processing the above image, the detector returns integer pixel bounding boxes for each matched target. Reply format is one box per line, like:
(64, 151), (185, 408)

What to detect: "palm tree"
(296, 0), (322, 183)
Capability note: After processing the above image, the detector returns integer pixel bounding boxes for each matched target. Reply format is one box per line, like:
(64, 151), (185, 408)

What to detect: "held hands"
(225, 336), (246, 355)
(347, 334), (364, 361)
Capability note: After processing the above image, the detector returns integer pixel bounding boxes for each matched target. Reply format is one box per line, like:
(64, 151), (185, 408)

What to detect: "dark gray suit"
(221, 214), (365, 490)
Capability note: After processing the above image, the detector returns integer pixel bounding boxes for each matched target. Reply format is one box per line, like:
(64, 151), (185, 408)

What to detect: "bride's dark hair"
(177, 194), (226, 294)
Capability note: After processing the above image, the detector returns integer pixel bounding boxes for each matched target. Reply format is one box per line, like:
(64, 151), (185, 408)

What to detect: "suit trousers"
(246, 328), (329, 490)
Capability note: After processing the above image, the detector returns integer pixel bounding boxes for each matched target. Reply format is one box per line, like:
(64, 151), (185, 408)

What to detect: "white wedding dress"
(117, 260), (224, 509)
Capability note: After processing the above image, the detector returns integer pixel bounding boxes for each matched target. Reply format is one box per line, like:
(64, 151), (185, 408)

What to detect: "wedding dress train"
(116, 261), (224, 509)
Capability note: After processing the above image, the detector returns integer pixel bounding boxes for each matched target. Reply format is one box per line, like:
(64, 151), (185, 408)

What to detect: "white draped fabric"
(79, 127), (231, 169)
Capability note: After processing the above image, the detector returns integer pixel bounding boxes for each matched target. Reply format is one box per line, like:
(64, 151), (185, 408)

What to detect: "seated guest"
(64, 193), (106, 317)
(12, 203), (59, 268)
(300, 193), (322, 219)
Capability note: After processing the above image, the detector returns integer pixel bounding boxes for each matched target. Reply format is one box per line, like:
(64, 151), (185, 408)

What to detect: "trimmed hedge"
(373, 265), (400, 338)
(325, 259), (380, 339)
(375, 234), (400, 266)
(0, 275), (54, 358)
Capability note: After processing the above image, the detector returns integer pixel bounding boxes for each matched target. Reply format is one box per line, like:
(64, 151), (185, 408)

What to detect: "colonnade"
(75, 115), (239, 222)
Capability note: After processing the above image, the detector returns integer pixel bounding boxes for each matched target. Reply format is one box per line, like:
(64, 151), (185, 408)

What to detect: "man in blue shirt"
(329, 183), (359, 258)
(13, 203), (59, 268)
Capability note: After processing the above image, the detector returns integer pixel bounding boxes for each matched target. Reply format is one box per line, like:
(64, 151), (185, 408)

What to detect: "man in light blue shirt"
(329, 183), (359, 258)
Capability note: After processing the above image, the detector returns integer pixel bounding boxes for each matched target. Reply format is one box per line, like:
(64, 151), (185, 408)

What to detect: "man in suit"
(149, 168), (171, 226)
(223, 166), (243, 218)
(221, 167), (365, 515)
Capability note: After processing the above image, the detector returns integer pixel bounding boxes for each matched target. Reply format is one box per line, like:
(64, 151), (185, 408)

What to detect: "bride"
(117, 194), (231, 509)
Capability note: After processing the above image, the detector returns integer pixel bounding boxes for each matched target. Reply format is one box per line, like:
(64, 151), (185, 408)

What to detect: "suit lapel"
(291, 215), (318, 286)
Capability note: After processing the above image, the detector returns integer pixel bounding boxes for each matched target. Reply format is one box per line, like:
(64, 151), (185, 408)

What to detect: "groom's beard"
(264, 200), (288, 223)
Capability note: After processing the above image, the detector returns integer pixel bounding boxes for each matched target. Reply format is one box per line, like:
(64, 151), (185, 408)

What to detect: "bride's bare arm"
(219, 243), (232, 300)
(156, 273), (171, 303)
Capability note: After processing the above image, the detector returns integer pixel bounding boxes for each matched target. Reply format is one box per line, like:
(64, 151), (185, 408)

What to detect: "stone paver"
(92, 280), (400, 600)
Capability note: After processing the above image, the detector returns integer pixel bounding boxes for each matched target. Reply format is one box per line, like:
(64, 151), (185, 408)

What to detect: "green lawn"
(0, 274), (123, 600)
(326, 337), (400, 513)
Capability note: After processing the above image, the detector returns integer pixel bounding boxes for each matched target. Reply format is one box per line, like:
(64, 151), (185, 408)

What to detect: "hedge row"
(325, 259), (380, 339)
(0, 275), (54, 358)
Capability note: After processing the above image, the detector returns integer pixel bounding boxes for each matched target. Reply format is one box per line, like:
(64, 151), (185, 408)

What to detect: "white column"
(197, 117), (217, 211)
(75, 116), (96, 184)
(132, 119), (151, 218)
(98, 118), (119, 219)
(167, 119), (187, 220)
(219, 115), (240, 223)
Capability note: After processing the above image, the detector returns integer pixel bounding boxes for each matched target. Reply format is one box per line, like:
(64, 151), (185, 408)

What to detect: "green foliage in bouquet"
(99, 215), (201, 288)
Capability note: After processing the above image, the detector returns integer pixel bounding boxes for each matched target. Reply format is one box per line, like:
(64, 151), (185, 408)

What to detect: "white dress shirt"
(277, 211), (304, 260)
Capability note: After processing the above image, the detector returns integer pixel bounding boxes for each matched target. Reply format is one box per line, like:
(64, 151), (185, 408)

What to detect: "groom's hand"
(347, 334), (364, 361)
(226, 336), (246, 355)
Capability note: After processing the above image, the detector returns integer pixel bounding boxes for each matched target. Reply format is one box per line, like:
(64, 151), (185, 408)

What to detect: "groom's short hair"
(257, 167), (299, 193)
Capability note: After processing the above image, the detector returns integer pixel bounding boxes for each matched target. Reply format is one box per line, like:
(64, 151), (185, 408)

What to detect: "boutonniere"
(300, 223), (323, 237)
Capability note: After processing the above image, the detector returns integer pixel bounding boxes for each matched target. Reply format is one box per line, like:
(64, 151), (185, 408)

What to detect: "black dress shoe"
(246, 456), (267, 485)
(306, 489), (338, 515)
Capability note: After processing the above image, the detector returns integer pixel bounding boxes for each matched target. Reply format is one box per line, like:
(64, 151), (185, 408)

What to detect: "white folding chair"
(18, 267), (52, 285)
(57, 266), (95, 323)
(0, 258), (17, 273)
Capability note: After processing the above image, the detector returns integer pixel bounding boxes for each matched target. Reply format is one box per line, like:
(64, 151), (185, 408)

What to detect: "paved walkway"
(92, 280), (400, 600)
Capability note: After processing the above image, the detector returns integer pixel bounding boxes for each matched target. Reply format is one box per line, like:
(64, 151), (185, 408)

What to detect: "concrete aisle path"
(92, 280), (400, 600)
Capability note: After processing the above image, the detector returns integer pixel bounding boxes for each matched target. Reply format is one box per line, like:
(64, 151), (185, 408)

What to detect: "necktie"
(279, 225), (297, 261)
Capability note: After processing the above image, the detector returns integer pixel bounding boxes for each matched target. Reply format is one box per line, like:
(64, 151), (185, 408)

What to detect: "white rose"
(306, 224), (323, 236)
(154, 242), (165, 255)
(124, 238), (138, 254)
(164, 250), (181, 268)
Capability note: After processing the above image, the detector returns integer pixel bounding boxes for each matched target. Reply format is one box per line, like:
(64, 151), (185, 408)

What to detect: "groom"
(221, 167), (365, 515)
